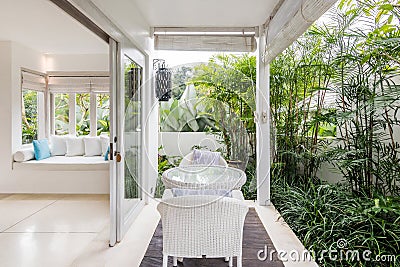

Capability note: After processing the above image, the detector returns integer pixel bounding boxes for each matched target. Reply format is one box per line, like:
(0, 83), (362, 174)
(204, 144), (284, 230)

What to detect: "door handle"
(115, 152), (122, 163)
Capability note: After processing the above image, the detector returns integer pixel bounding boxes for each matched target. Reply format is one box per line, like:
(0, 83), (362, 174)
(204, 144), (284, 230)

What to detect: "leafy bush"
(272, 176), (400, 266)
(155, 149), (182, 198)
(22, 90), (38, 144)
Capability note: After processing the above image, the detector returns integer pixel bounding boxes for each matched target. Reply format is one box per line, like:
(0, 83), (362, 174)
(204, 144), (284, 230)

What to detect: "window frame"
(51, 92), (110, 137)
(20, 68), (47, 145)
(48, 72), (110, 137)
(20, 70), (110, 142)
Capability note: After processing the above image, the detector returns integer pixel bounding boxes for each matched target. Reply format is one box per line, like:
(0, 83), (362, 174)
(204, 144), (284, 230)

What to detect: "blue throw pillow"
(104, 146), (110, 161)
(33, 139), (51, 160)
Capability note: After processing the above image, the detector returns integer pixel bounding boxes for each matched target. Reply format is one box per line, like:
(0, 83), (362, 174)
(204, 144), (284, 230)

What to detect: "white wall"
(0, 41), (48, 193)
(0, 42), (13, 179)
(317, 162), (344, 184)
(11, 42), (47, 152)
(45, 54), (108, 71)
(159, 132), (224, 157)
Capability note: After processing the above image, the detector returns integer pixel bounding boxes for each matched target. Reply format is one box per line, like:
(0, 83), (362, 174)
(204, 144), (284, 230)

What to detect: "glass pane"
(76, 93), (90, 136)
(22, 90), (38, 144)
(124, 56), (142, 200)
(54, 93), (69, 135)
(96, 94), (110, 136)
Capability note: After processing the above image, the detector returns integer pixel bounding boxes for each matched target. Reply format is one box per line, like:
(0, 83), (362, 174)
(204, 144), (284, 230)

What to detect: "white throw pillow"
(83, 136), (102, 157)
(50, 135), (68, 156)
(65, 137), (85, 156)
(100, 135), (110, 156)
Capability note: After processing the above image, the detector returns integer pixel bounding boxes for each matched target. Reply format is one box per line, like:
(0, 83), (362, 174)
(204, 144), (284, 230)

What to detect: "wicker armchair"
(179, 151), (228, 167)
(157, 195), (248, 267)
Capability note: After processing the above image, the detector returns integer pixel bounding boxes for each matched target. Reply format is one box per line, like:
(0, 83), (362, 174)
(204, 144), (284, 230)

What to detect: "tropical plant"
(54, 93), (69, 135)
(159, 86), (216, 132)
(21, 90), (38, 144)
(271, 0), (400, 197)
(318, 0), (400, 197)
(171, 65), (194, 99)
(75, 93), (90, 136)
(156, 147), (182, 198)
(97, 93), (110, 135)
(191, 54), (256, 169)
(269, 0), (400, 266)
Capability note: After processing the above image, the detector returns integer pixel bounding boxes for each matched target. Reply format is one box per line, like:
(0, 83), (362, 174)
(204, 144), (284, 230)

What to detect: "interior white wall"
(0, 42), (13, 179)
(0, 41), (110, 193)
(11, 42), (47, 152)
(45, 54), (108, 71)
(0, 41), (49, 193)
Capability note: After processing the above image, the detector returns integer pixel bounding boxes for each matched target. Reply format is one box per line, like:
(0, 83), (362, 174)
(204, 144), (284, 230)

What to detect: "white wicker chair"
(179, 151), (228, 167)
(157, 195), (248, 267)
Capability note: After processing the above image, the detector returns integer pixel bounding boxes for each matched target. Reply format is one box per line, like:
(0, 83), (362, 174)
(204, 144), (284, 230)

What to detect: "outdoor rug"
(140, 208), (284, 267)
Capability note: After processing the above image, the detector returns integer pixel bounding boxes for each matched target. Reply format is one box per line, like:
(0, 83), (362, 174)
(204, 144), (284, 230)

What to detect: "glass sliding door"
(124, 58), (142, 201)
(109, 38), (145, 245)
(119, 55), (143, 237)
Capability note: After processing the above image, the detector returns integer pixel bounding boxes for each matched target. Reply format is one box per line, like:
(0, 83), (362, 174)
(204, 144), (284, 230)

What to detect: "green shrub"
(272, 176), (400, 266)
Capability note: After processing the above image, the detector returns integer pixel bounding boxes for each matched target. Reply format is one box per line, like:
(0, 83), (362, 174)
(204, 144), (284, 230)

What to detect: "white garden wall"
(158, 132), (224, 158)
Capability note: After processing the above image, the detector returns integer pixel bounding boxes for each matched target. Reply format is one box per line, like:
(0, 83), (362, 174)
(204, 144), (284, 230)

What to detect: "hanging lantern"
(154, 60), (172, 101)
(127, 67), (141, 100)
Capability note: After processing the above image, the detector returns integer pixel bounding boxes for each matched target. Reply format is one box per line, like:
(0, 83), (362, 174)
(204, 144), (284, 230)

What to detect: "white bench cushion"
(13, 156), (109, 171)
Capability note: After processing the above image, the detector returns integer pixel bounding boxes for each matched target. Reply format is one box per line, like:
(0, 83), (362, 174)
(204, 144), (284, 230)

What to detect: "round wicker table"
(162, 165), (246, 190)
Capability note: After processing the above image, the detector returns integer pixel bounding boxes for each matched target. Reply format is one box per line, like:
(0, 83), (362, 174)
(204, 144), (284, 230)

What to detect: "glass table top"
(162, 165), (246, 189)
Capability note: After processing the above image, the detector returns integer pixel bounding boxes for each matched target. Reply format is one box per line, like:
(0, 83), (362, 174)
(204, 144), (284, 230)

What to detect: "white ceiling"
(132, 0), (281, 27)
(0, 0), (108, 54)
(0, 0), (281, 54)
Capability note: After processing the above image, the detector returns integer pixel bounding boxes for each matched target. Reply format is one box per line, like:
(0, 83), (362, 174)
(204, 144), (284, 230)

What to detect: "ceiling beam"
(48, 0), (109, 43)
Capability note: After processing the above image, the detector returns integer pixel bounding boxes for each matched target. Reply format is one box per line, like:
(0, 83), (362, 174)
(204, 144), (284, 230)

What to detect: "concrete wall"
(317, 162), (345, 184)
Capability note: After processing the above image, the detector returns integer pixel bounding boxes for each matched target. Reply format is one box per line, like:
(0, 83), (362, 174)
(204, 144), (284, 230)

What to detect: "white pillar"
(69, 93), (76, 135)
(90, 93), (97, 136)
(256, 26), (271, 206)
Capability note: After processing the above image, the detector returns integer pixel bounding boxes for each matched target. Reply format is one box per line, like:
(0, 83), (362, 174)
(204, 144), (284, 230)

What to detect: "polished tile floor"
(0, 194), (109, 267)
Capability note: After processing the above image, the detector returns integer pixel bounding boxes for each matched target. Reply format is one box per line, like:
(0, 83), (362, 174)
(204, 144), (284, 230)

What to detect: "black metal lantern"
(127, 67), (141, 100)
(154, 59), (172, 101)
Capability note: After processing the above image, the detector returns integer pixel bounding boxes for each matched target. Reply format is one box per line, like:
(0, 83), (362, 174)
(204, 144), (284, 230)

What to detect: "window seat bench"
(13, 156), (109, 171)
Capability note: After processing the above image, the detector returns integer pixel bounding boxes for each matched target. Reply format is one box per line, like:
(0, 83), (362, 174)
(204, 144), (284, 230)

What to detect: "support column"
(256, 26), (271, 206)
